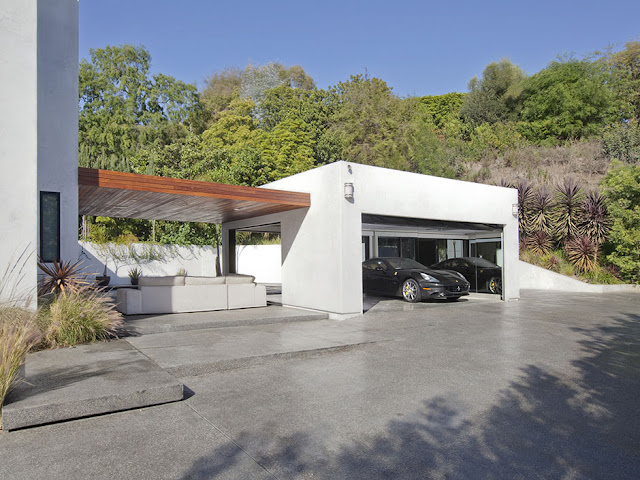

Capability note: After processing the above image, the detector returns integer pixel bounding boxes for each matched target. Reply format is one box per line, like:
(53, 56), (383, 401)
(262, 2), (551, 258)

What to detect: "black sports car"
(362, 257), (470, 303)
(431, 257), (502, 294)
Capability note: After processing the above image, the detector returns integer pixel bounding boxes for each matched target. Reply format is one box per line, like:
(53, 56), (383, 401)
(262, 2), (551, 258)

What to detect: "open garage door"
(361, 214), (504, 296)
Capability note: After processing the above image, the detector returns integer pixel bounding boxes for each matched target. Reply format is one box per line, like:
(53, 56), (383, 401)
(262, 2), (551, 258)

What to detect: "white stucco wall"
(0, 0), (78, 305)
(223, 161), (519, 318)
(37, 0), (79, 263)
(0, 1), (39, 305)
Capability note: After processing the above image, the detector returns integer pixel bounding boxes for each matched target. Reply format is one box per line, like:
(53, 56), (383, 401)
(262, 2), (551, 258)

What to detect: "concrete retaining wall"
(519, 260), (639, 293)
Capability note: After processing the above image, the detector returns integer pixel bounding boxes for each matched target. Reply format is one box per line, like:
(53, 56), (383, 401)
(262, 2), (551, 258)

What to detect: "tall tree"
(79, 44), (202, 171)
(420, 92), (465, 129)
(201, 63), (315, 125)
(327, 75), (411, 170)
(460, 59), (526, 126)
(520, 58), (620, 141)
(608, 39), (640, 122)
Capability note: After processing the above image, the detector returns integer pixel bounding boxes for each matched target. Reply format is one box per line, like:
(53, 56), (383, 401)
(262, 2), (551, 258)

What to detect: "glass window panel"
(401, 238), (415, 259)
(40, 192), (60, 262)
(378, 237), (400, 257)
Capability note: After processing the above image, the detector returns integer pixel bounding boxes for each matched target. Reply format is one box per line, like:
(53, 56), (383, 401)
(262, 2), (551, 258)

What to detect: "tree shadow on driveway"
(180, 313), (640, 479)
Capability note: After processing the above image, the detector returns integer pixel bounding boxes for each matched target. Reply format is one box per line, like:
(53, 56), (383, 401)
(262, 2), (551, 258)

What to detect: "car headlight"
(420, 272), (439, 282)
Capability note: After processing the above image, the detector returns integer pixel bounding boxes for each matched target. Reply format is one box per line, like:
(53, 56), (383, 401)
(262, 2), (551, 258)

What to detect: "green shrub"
(39, 288), (122, 347)
(602, 121), (640, 163)
(601, 161), (640, 283)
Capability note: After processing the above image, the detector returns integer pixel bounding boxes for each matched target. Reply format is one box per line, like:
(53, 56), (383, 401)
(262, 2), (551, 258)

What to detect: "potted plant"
(96, 259), (110, 287)
(128, 267), (142, 285)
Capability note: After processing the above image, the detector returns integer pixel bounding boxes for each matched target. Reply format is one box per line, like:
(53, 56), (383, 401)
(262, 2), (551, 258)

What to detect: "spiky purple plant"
(566, 235), (598, 273)
(530, 187), (555, 236)
(526, 230), (553, 256)
(581, 191), (611, 245)
(554, 178), (584, 243)
(517, 180), (534, 236)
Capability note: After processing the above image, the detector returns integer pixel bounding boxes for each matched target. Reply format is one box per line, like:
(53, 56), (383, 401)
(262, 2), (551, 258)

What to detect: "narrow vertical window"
(40, 191), (60, 262)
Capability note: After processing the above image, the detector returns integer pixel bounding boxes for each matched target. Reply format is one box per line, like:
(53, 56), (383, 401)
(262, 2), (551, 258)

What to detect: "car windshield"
(387, 258), (427, 270)
(465, 257), (498, 268)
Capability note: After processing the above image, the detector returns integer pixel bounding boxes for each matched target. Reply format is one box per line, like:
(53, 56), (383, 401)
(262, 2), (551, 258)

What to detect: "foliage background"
(78, 40), (640, 282)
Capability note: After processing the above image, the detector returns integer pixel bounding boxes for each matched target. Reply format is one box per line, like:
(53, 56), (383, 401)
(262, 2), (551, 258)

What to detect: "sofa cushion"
(138, 275), (186, 287)
(184, 276), (226, 286)
(225, 274), (255, 284)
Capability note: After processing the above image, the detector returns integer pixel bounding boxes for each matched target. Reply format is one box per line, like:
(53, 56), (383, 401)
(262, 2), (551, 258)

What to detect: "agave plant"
(37, 259), (89, 297)
(580, 191), (611, 246)
(553, 178), (584, 244)
(529, 187), (555, 236)
(565, 235), (598, 273)
(526, 230), (553, 256)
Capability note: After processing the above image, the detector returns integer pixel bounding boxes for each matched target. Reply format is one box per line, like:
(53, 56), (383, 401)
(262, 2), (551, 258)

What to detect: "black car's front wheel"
(488, 276), (501, 294)
(401, 278), (421, 303)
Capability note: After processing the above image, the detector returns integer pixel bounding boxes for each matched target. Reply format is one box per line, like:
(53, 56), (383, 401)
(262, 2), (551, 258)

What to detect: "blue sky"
(79, 0), (640, 97)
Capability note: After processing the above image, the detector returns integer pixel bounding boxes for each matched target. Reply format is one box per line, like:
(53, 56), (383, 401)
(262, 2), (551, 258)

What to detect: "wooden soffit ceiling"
(78, 168), (310, 224)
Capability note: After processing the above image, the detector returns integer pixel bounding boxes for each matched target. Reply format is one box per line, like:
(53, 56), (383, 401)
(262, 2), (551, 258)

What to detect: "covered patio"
(78, 167), (310, 277)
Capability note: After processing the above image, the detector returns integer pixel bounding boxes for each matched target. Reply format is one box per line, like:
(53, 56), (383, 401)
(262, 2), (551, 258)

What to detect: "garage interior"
(361, 214), (504, 295)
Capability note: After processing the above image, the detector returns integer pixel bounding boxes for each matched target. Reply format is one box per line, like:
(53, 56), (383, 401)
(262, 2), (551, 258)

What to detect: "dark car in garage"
(362, 257), (470, 303)
(431, 257), (502, 294)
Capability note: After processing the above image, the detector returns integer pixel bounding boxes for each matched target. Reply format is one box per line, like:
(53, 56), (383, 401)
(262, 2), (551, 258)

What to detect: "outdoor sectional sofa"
(116, 274), (266, 315)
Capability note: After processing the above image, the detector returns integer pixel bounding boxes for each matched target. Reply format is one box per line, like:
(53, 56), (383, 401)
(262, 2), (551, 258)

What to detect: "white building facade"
(0, 0), (79, 304)
(223, 162), (520, 319)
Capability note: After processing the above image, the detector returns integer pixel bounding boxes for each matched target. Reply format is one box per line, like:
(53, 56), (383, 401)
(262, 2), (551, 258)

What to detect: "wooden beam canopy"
(78, 168), (310, 224)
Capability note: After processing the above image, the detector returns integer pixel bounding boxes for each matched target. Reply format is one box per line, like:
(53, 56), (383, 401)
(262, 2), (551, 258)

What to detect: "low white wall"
(79, 242), (281, 285)
(519, 260), (639, 293)
(236, 244), (281, 283)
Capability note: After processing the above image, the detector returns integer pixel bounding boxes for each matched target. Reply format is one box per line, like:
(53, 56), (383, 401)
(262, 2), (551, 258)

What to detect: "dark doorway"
(417, 239), (437, 266)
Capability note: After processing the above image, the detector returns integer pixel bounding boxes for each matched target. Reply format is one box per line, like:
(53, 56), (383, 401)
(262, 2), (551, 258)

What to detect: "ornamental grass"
(0, 307), (41, 422)
(39, 287), (123, 347)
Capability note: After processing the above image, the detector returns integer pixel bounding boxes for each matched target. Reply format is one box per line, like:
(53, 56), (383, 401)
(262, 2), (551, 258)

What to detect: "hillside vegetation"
(77, 40), (640, 282)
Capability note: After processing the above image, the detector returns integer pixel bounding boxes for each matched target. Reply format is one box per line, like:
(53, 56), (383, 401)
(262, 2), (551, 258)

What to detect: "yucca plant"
(519, 236), (527, 254)
(37, 259), (89, 297)
(565, 235), (598, 273)
(544, 254), (561, 272)
(580, 191), (611, 246)
(39, 286), (122, 347)
(529, 187), (555, 236)
(553, 178), (584, 244)
(516, 180), (534, 236)
(526, 230), (553, 256)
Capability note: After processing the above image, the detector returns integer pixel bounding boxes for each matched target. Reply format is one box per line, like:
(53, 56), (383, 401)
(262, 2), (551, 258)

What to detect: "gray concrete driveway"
(1, 290), (639, 479)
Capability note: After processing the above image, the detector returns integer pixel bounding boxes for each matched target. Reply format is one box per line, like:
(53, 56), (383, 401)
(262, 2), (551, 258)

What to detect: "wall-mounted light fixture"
(512, 203), (519, 216)
(344, 182), (354, 200)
